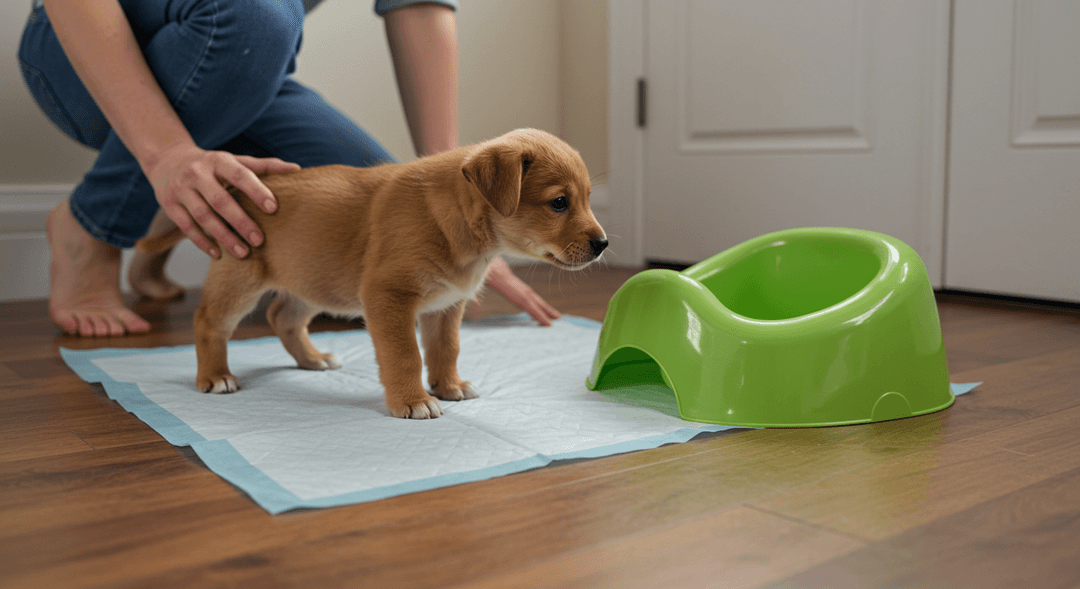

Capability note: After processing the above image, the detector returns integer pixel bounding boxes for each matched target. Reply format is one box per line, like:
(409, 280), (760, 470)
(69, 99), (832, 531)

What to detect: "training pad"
(61, 315), (979, 514)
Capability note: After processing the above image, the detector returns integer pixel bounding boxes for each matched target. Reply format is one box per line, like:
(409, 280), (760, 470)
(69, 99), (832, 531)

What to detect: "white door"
(636, 0), (950, 283)
(945, 0), (1080, 303)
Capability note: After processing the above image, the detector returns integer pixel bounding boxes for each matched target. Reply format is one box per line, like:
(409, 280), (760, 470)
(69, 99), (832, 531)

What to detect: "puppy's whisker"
(527, 260), (542, 282)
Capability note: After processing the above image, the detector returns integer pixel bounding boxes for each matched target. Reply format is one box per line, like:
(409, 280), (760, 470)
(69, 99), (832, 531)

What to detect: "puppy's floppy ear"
(461, 142), (524, 217)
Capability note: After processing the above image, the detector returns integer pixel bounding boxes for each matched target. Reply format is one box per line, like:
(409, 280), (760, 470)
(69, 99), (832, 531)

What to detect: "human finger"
(189, 174), (257, 257)
(164, 196), (223, 258)
(523, 301), (554, 326)
(484, 258), (562, 325)
(235, 154), (301, 176)
(494, 276), (561, 326)
(216, 153), (279, 215)
(515, 291), (559, 326)
(464, 298), (484, 321)
(531, 294), (561, 323)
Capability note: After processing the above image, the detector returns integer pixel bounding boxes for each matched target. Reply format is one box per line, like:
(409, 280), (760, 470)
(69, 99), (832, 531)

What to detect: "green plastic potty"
(587, 227), (952, 427)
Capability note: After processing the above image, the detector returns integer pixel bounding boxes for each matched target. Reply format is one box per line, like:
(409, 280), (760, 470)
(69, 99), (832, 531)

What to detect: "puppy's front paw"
(387, 391), (443, 419)
(197, 373), (239, 394)
(297, 353), (342, 371)
(430, 380), (479, 402)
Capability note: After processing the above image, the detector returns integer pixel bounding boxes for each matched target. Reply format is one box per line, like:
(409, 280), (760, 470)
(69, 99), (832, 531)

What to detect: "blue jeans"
(18, 0), (394, 248)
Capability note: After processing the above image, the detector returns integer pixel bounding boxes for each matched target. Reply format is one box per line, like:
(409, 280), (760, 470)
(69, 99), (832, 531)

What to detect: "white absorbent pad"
(60, 315), (980, 514)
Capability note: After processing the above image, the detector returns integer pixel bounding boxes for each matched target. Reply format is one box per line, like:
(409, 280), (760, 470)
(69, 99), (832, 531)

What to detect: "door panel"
(946, 0), (1080, 302)
(643, 0), (949, 285)
(681, 0), (870, 153)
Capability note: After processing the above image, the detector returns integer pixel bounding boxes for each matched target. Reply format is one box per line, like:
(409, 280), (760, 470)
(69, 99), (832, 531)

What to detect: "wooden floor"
(2, 266), (1079, 589)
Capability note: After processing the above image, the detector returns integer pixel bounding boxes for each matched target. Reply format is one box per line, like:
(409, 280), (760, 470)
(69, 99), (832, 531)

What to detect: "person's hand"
(144, 142), (300, 259)
(484, 257), (561, 326)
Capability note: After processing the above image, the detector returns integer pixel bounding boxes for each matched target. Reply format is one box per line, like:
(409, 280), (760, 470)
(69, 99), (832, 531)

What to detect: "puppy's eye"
(550, 196), (569, 212)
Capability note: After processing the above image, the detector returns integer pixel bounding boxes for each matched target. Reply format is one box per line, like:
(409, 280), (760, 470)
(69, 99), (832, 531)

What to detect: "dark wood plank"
(0, 422), (92, 463)
(1, 378), (162, 451)
(457, 505), (865, 589)
(0, 379), (100, 462)
(763, 465), (1080, 589)
(754, 405), (1080, 541)
(936, 296), (1080, 373)
(0, 443), (226, 538)
(0, 362), (19, 382)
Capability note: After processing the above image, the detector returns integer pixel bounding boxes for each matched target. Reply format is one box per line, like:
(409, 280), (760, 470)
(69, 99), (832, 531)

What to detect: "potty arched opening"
(590, 346), (684, 419)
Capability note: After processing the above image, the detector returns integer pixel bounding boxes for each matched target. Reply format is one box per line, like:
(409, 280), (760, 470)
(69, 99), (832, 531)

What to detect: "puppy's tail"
(135, 226), (187, 254)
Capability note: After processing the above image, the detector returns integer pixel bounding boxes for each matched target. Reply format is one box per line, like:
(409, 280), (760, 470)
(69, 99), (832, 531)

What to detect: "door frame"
(607, 0), (647, 267)
(608, 0), (953, 285)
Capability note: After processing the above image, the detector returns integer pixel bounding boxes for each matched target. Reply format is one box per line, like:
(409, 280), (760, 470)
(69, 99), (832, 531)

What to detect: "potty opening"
(592, 347), (671, 389)
(700, 239), (881, 320)
(592, 347), (683, 419)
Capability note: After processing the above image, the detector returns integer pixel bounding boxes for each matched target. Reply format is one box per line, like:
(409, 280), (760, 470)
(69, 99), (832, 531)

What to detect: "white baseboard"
(0, 185), (70, 302)
(0, 232), (52, 302)
(0, 184), (209, 302)
(0, 184), (71, 233)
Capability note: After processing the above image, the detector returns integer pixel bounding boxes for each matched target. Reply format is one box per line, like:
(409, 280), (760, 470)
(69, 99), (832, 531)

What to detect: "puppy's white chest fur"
(419, 255), (495, 314)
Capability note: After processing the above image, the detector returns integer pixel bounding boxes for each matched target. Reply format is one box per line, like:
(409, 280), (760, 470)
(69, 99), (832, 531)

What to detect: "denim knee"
(143, 0), (306, 147)
(18, 6), (110, 149)
(210, 0), (306, 78)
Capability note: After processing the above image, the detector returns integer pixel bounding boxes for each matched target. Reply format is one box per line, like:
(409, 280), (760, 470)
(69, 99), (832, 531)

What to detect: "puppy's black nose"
(590, 237), (609, 256)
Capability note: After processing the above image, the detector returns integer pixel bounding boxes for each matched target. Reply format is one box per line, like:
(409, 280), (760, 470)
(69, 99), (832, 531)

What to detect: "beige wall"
(559, 0), (608, 180)
(2, 2), (98, 183)
(1, 0), (608, 183)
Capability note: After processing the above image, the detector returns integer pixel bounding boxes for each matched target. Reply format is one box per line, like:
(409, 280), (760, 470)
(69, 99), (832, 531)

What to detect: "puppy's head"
(461, 129), (607, 269)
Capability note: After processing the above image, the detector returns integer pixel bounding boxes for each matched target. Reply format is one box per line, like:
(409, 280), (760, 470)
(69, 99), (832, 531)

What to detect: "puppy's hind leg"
(419, 301), (479, 402)
(194, 261), (266, 393)
(266, 294), (341, 370)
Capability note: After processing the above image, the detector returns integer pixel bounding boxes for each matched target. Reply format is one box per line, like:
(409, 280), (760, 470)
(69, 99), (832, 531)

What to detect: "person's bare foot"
(127, 210), (184, 300)
(47, 201), (152, 336)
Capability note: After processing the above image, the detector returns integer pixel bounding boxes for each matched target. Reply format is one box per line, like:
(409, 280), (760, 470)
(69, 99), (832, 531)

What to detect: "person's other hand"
(145, 142), (299, 258)
(484, 257), (561, 326)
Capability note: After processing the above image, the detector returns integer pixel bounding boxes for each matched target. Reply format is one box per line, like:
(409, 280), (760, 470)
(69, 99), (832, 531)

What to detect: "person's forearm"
(384, 4), (458, 157)
(43, 0), (195, 172)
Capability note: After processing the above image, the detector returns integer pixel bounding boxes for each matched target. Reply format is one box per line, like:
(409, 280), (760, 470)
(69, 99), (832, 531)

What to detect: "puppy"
(137, 129), (607, 419)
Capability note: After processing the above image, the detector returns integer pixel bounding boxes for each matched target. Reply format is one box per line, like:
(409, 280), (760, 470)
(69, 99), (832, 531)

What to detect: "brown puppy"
(138, 129), (607, 419)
